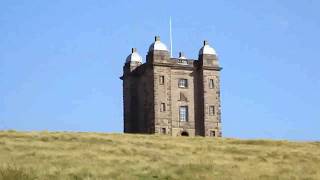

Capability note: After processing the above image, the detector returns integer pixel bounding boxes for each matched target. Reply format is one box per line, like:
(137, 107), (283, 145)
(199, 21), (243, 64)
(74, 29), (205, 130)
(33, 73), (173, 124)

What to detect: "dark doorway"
(181, 131), (189, 136)
(161, 128), (166, 134)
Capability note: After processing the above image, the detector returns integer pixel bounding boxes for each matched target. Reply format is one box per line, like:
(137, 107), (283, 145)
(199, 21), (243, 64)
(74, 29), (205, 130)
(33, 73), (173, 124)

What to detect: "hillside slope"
(0, 131), (319, 180)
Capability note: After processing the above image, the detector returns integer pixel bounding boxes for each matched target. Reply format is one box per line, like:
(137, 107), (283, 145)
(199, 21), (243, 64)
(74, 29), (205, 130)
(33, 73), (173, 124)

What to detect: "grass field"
(0, 131), (319, 180)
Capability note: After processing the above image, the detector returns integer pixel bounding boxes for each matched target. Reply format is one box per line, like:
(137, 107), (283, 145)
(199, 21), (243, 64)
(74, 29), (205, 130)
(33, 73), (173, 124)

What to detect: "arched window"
(181, 131), (189, 136)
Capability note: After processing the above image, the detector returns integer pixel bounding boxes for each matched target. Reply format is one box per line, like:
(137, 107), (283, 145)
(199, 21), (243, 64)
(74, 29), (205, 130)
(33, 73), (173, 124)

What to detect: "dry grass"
(0, 131), (319, 180)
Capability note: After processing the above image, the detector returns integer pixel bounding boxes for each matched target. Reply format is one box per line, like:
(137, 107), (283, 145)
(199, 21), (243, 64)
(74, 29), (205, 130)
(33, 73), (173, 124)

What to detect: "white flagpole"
(169, 17), (173, 58)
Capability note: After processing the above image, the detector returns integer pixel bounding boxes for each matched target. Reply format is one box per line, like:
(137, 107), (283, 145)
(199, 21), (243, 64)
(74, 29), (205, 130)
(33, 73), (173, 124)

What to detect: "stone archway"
(181, 131), (189, 136)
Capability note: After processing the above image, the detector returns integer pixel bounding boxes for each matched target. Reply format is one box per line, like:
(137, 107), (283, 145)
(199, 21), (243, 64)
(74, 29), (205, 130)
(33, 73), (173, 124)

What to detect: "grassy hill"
(0, 131), (319, 180)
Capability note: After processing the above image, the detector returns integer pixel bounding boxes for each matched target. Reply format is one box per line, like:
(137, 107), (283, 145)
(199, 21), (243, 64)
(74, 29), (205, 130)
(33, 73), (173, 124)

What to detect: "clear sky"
(1, 0), (319, 141)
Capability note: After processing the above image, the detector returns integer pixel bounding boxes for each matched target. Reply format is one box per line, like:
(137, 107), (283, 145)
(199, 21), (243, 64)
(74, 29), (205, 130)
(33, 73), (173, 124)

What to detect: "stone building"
(120, 36), (222, 137)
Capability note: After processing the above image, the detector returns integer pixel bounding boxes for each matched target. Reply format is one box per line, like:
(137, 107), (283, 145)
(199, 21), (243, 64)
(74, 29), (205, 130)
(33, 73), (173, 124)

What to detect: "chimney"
(132, 48), (137, 53)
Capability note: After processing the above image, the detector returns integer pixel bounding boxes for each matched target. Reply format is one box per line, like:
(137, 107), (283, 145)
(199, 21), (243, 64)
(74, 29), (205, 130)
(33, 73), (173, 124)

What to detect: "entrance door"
(181, 131), (189, 136)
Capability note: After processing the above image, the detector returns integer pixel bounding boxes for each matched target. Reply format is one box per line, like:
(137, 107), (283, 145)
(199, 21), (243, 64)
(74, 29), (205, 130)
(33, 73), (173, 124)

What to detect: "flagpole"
(169, 17), (173, 58)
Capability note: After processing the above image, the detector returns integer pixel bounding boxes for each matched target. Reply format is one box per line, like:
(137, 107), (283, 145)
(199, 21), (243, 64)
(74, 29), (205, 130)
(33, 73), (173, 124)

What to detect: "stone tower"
(120, 36), (222, 137)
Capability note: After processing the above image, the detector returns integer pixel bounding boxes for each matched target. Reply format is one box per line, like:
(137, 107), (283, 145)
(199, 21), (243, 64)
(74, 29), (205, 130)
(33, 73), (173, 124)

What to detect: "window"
(179, 106), (188, 122)
(161, 128), (166, 134)
(209, 79), (214, 89)
(160, 103), (166, 112)
(209, 106), (215, 116)
(210, 130), (216, 137)
(159, 76), (164, 85)
(178, 79), (188, 88)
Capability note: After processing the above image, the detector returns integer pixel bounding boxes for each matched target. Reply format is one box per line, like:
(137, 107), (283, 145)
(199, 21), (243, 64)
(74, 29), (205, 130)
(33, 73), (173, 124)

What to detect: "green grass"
(0, 131), (319, 180)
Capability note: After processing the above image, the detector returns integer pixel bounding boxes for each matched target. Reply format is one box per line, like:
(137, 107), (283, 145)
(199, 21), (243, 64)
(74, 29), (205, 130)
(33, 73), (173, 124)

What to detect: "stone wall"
(169, 68), (196, 136)
(122, 49), (222, 137)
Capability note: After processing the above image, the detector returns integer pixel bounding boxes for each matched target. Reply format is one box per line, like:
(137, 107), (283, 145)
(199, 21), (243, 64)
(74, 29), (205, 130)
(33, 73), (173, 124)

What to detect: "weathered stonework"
(120, 38), (222, 137)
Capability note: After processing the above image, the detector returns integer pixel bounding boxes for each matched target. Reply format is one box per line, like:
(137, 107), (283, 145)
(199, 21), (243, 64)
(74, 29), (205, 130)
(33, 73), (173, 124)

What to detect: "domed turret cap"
(126, 48), (142, 63)
(148, 36), (168, 52)
(199, 40), (217, 55)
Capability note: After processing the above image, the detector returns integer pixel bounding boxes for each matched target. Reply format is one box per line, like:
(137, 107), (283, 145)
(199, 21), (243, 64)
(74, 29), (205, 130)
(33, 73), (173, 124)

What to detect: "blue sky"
(1, 0), (319, 141)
